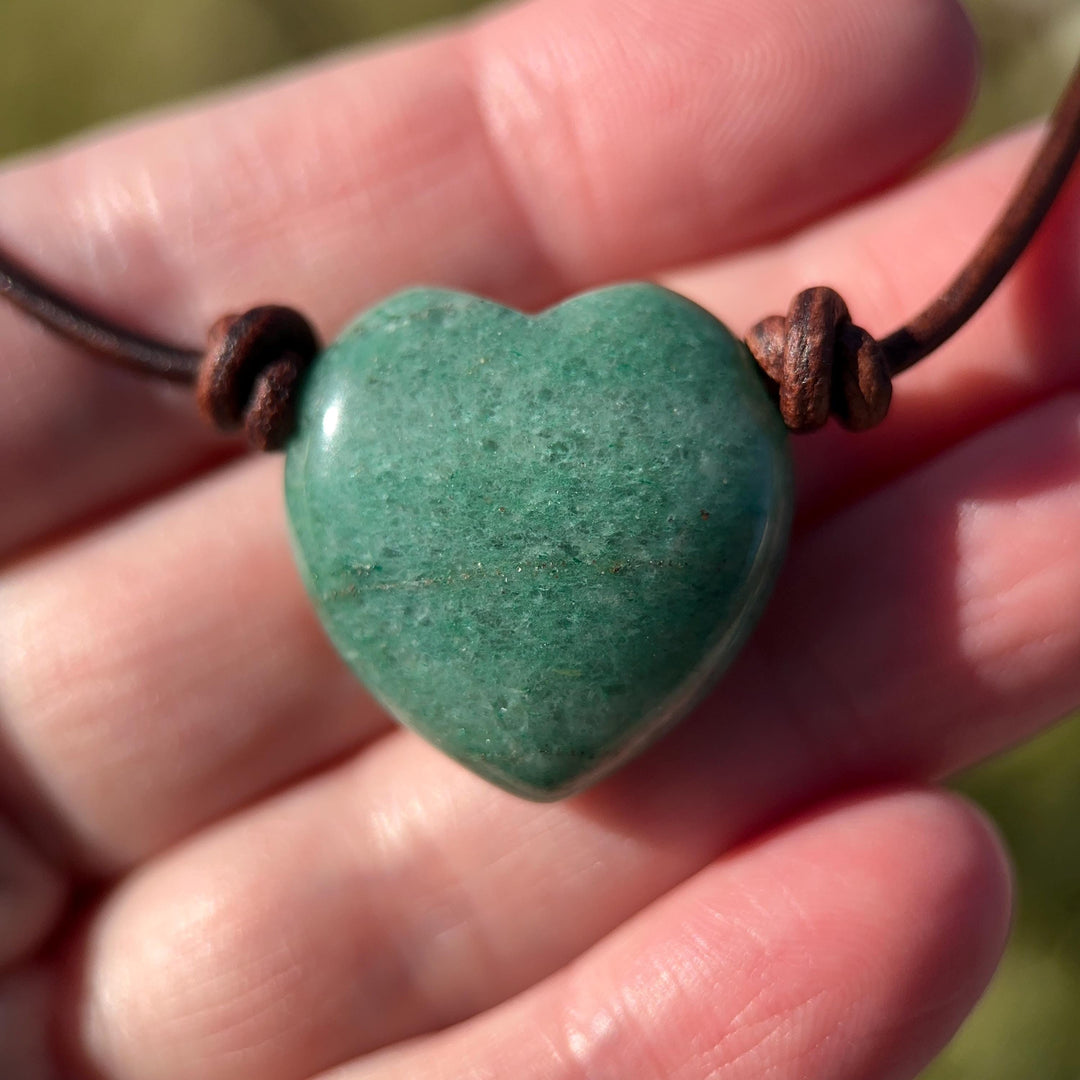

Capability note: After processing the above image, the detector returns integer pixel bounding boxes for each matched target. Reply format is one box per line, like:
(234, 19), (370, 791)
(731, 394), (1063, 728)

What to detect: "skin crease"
(1, 0), (1079, 1076)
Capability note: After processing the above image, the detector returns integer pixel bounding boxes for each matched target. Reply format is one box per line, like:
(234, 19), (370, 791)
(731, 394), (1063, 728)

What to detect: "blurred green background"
(1, 1), (1079, 1076)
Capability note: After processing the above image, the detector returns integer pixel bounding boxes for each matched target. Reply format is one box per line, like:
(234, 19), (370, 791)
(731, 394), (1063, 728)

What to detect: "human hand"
(2, 0), (1077, 1076)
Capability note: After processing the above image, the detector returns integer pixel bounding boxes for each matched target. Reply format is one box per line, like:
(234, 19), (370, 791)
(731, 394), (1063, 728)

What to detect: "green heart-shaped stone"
(285, 284), (792, 799)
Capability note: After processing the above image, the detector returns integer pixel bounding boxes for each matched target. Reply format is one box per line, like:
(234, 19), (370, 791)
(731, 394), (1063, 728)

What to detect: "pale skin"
(0, 0), (1079, 1075)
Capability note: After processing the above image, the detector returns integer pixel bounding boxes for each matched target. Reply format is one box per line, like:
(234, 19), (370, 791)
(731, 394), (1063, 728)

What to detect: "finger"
(343, 791), (1009, 1080)
(70, 789), (1009, 1080)
(0, 456), (378, 870)
(668, 125), (1080, 524)
(44, 392), (1077, 1076)
(0, 0), (978, 558)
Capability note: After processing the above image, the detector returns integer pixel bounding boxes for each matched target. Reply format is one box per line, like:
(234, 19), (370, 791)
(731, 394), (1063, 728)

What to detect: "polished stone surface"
(285, 284), (793, 799)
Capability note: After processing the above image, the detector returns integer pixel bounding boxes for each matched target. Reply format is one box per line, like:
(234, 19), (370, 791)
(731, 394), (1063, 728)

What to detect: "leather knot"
(745, 287), (892, 433)
(196, 306), (321, 451)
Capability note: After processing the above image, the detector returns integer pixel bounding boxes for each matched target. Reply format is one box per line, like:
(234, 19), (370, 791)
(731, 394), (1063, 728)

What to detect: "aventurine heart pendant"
(284, 284), (793, 798)
(3, 60), (1077, 799)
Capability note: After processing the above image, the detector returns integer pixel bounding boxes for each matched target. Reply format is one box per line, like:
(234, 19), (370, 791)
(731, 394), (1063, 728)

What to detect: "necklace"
(4, 58), (1080, 801)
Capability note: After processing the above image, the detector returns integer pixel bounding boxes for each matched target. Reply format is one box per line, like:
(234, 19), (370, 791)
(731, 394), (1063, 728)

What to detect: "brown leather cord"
(2, 56), (1080, 446)
(0, 246), (321, 449)
(0, 268), (319, 448)
(0, 252), (202, 382)
(746, 53), (1080, 433)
